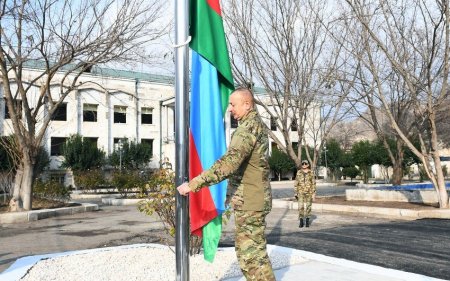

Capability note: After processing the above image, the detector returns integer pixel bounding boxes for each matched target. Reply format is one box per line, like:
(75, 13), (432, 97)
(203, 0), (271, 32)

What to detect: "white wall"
(1, 67), (175, 172)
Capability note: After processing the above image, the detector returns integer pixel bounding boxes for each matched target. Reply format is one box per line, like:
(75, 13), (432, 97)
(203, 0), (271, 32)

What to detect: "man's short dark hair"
(234, 86), (253, 94)
(232, 87), (255, 105)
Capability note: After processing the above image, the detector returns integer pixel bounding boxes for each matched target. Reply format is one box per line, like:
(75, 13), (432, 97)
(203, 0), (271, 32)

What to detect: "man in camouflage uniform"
(177, 88), (275, 280)
(295, 160), (316, 228)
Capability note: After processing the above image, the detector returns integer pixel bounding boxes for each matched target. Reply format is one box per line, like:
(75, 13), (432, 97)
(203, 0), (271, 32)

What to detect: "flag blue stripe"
(190, 51), (227, 213)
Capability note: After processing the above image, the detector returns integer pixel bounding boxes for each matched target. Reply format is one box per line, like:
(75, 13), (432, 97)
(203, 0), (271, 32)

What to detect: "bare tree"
(342, 0), (450, 208)
(345, 62), (418, 185)
(328, 115), (377, 151)
(223, 0), (350, 170)
(436, 96), (450, 146)
(0, 0), (168, 211)
(0, 136), (18, 203)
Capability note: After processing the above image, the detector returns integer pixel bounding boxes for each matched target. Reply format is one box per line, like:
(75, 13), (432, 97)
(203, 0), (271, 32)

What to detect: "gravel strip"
(20, 245), (307, 281)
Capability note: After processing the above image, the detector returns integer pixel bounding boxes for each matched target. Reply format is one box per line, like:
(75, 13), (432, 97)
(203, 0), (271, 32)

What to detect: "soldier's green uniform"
(295, 168), (316, 222)
(189, 109), (275, 281)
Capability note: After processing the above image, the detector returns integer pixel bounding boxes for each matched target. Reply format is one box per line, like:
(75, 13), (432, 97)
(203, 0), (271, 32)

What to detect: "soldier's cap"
(301, 160), (309, 165)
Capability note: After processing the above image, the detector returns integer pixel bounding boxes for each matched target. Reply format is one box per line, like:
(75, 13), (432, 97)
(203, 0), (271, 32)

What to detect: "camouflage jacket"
(295, 169), (316, 195)
(188, 109), (272, 212)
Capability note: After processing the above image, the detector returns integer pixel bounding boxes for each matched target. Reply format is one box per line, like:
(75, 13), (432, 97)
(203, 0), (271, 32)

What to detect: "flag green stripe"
(202, 215), (222, 262)
(219, 82), (233, 115)
(190, 0), (234, 89)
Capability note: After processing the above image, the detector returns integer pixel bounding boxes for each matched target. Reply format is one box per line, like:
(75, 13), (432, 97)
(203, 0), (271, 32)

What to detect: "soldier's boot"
(305, 218), (310, 227)
(299, 218), (304, 228)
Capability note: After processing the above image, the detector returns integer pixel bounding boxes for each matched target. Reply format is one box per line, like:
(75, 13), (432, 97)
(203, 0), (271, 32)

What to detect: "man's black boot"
(299, 218), (304, 228)
(305, 218), (310, 227)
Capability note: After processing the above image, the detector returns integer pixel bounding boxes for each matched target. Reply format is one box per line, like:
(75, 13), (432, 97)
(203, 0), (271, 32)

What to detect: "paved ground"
(271, 181), (350, 198)
(0, 205), (163, 273)
(1, 183), (449, 279)
(226, 208), (450, 280)
(2, 205), (450, 279)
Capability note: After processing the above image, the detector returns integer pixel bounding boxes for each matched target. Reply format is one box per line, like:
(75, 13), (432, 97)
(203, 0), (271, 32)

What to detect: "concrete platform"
(272, 199), (450, 219)
(0, 244), (445, 281)
(346, 188), (450, 204)
(101, 198), (141, 206)
(0, 203), (99, 224)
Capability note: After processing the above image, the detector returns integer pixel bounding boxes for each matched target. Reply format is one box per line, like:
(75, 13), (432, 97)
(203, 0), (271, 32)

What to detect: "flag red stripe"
(189, 131), (218, 236)
(206, 0), (221, 16)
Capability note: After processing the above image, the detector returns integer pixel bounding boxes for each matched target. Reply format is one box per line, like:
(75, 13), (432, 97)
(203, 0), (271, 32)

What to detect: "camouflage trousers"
(297, 192), (313, 219)
(234, 210), (276, 281)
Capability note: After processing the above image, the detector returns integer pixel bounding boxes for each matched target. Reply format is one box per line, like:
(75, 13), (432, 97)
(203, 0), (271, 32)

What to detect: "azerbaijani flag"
(189, 0), (234, 262)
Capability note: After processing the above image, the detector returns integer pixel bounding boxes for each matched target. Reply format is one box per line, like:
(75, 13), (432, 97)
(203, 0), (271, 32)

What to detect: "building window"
(4, 99), (22, 119)
(141, 107), (153, 124)
(51, 103), (67, 121)
(51, 137), (67, 156)
(291, 118), (298, 132)
(270, 116), (277, 131)
(230, 115), (238, 128)
(141, 138), (154, 155)
(84, 137), (98, 147)
(50, 174), (65, 184)
(271, 142), (278, 152)
(114, 106), (127, 123)
(83, 104), (98, 122)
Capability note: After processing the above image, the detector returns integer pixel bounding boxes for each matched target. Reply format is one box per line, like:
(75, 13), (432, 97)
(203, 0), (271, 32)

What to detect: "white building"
(0, 66), (176, 183)
(1, 66), (318, 184)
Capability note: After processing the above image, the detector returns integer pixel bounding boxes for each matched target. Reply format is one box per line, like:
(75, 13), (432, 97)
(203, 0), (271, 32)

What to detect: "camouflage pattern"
(234, 210), (276, 281)
(295, 169), (316, 219)
(188, 108), (275, 279)
(188, 109), (272, 212)
(297, 193), (313, 219)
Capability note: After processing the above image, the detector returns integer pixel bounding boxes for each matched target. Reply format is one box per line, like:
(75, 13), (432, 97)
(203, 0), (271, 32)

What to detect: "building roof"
(90, 67), (174, 85)
(18, 60), (174, 85)
(19, 60), (270, 93)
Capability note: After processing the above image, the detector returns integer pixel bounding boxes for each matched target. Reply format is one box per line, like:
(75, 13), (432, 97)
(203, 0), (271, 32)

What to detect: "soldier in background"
(295, 160), (316, 228)
(177, 87), (275, 281)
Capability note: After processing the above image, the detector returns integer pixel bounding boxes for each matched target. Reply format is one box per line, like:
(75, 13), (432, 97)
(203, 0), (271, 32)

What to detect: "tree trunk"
(363, 168), (369, 184)
(21, 162), (34, 210)
(437, 185), (449, 209)
(429, 114), (449, 208)
(9, 160), (35, 211)
(391, 161), (403, 186)
(433, 156), (449, 209)
(9, 168), (24, 212)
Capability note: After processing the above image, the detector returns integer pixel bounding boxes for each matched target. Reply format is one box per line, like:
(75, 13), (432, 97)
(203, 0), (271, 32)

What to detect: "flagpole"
(174, 0), (190, 280)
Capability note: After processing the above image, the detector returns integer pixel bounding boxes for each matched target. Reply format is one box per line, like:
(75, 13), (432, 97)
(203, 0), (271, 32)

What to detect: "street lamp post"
(324, 144), (328, 181)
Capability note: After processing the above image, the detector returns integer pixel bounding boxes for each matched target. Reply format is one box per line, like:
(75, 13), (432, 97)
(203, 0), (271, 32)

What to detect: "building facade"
(0, 66), (176, 185)
(1, 66), (319, 185)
